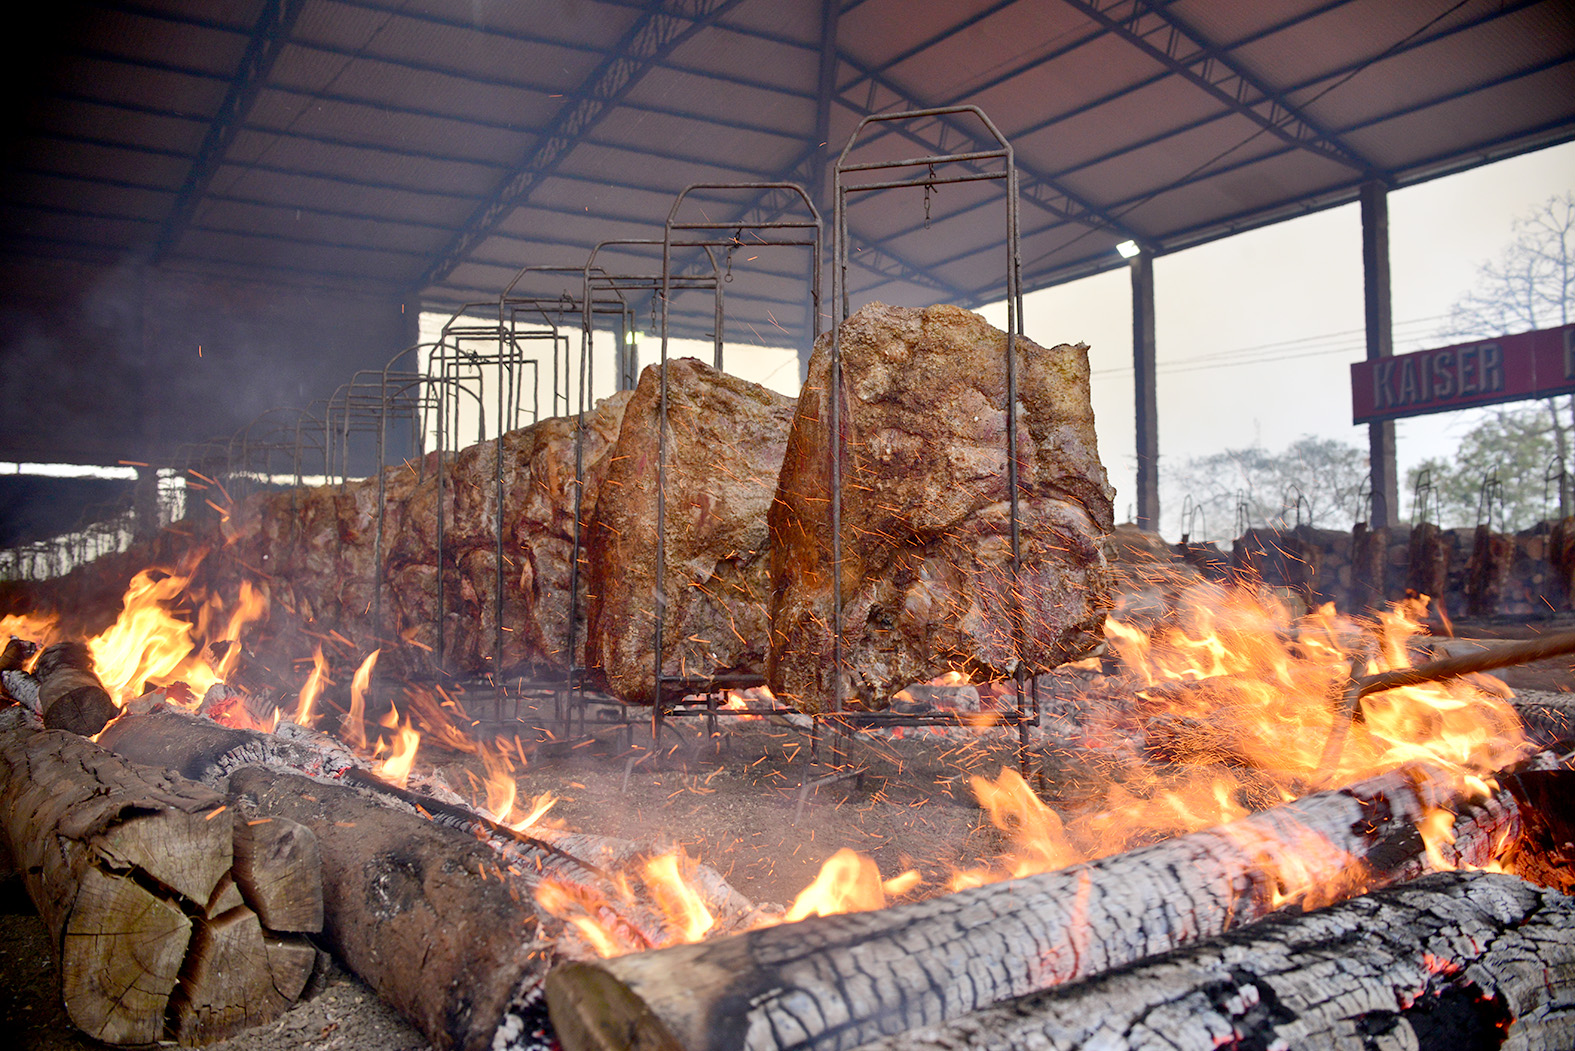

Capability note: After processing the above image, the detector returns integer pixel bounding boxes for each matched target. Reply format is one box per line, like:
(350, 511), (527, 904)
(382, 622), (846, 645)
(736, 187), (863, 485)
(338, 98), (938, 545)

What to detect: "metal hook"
(723, 228), (742, 283)
(923, 163), (937, 229)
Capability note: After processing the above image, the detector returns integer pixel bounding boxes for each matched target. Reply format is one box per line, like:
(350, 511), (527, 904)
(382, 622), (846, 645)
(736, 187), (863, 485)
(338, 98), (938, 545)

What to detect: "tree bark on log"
(0, 712), (321, 1045)
(33, 641), (118, 736)
(89, 700), (769, 1046)
(845, 870), (1575, 1051)
(89, 702), (547, 1051)
(226, 765), (547, 1051)
(546, 751), (1569, 1051)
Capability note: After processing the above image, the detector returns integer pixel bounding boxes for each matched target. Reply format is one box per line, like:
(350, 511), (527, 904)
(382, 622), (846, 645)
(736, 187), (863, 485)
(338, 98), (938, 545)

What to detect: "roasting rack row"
(4, 107), (1049, 770)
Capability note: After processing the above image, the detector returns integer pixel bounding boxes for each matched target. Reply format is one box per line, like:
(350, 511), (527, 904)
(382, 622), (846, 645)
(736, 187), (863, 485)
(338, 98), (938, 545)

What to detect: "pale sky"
(980, 139), (1575, 535)
(425, 139), (1574, 541)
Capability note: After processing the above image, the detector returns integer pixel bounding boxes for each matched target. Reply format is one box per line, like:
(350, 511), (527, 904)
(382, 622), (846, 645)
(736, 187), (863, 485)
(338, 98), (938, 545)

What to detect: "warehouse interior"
(1, 0), (1572, 554)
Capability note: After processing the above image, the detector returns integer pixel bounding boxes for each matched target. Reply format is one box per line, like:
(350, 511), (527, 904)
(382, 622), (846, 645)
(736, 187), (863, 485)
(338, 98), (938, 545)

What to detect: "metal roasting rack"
(827, 106), (1039, 771)
(7, 121), (1053, 783)
(648, 182), (823, 744)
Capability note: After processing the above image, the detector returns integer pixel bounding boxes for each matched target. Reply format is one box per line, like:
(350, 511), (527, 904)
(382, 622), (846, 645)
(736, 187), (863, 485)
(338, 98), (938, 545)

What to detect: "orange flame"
(295, 644), (329, 727)
(512, 790), (559, 829)
(643, 852), (716, 942)
(342, 649), (379, 751)
(209, 580), (268, 682)
(784, 849), (891, 922)
(88, 570), (221, 702)
(374, 705), (420, 788)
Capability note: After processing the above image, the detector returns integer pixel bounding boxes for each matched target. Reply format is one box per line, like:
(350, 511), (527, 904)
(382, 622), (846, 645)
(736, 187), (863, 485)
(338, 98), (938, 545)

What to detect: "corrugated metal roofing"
(3, 0), (1572, 343)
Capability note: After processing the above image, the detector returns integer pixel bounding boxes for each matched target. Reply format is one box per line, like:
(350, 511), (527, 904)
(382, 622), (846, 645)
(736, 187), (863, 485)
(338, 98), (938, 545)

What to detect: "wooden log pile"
(0, 708), (322, 1045)
(851, 870), (1575, 1051)
(42, 696), (764, 1050)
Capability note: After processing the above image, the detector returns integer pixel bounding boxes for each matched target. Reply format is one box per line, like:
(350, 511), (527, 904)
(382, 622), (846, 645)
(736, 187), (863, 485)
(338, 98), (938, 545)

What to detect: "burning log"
(0, 711), (321, 1045)
(586, 360), (796, 702)
(847, 870), (1575, 1051)
(33, 640), (118, 735)
(768, 303), (1115, 710)
(226, 766), (546, 1051)
(544, 750), (1567, 1051)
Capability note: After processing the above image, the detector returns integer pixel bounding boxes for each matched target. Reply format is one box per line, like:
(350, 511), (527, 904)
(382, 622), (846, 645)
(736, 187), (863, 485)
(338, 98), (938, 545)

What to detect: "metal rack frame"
(649, 181), (823, 741)
(828, 106), (1039, 765)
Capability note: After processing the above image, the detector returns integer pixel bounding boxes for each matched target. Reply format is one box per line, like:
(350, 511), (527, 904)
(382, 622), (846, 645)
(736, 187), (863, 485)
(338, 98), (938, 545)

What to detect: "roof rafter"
(150, 0), (306, 264)
(834, 51), (1141, 242)
(1057, 0), (1377, 176)
(416, 0), (751, 292)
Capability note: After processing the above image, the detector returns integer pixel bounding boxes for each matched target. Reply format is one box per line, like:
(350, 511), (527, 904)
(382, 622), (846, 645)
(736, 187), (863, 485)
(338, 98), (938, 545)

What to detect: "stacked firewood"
(547, 752), (1575, 1051)
(0, 671), (769, 1049)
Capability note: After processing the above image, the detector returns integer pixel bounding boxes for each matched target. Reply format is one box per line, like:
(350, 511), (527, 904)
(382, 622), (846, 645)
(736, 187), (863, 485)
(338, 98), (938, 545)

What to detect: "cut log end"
(230, 812), (324, 933)
(546, 962), (686, 1051)
(60, 865), (192, 1045)
(0, 725), (324, 1046)
(169, 907), (318, 1046)
(41, 685), (119, 737)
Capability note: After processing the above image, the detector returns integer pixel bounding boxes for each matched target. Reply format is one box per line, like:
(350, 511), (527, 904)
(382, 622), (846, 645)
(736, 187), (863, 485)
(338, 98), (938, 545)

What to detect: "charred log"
(545, 751), (1567, 1051)
(849, 871), (1575, 1051)
(34, 640), (118, 736)
(226, 766), (546, 1051)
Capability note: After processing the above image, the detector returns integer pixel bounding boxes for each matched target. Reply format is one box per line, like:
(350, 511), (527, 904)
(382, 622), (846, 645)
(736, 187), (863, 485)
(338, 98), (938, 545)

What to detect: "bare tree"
(1433, 191), (1575, 519)
(1168, 436), (1369, 541)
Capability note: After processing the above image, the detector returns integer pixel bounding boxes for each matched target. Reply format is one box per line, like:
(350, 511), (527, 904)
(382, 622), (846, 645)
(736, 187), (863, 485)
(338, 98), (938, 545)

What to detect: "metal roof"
(5, 0), (1573, 345)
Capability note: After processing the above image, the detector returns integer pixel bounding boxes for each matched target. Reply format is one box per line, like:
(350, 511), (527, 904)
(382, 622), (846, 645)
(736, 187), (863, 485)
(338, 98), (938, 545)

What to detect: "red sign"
(1351, 323), (1575, 424)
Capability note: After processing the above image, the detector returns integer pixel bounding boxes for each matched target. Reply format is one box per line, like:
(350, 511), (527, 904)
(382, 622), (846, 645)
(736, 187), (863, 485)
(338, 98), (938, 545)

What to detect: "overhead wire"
(1088, 313), (1454, 378)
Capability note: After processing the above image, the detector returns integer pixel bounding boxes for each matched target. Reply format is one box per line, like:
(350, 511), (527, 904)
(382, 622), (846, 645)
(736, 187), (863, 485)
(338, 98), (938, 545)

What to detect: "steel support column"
(1131, 252), (1159, 530)
(1361, 180), (1398, 529)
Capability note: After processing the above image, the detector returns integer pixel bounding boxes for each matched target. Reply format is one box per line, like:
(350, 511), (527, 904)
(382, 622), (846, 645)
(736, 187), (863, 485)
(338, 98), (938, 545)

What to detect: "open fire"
(1, 552), (1550, 957)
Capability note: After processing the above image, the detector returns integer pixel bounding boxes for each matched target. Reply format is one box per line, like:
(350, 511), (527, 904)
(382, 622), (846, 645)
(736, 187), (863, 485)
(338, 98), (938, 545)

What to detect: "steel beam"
(415, 0), (748, 292)
(1361, 180), (1398, 530)
(833, 51), (1138, 240)
(1131, 251), (1159, 531)
(150, 0), (305, 264)
(1058, 0), (1373, 174)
